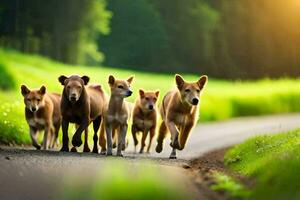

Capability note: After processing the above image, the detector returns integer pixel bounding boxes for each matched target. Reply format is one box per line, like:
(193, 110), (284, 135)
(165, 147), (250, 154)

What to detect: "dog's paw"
(92, 147), (99, 154)
(35, 145), (41, 150)
(72, 137), (82, 147)
(169, 155), (177, 159)
(139, 149), (144, 154)
(155, 142), (163, 153)
(170, 140), (180, 150)
(100, 150), (106, 155)
(116, 152), (123, 157)
(71, 147), (77, 152)
(106, 150), (113, 156)
(60, 146), (69, 152)
(83, 146), (91, 153)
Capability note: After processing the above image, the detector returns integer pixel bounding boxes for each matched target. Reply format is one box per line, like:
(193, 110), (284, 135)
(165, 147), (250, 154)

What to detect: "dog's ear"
(127, 76), (134, 84)
(197, 75), (208, 89)
(139, 89), (145, 98)
(108, 75), (115, 85)
(81, 75), (90, 85)
(175, 74), (185, 90)
(58, 75), (68, 85)
(21, 85), (30, 97)
(155, 90), (160, 97)
(39, 85), (46, 95)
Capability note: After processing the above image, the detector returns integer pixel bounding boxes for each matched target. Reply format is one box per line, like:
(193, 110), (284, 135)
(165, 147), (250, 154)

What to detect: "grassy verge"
(1, 48), (300, 145)
(224, 129), (300, 200)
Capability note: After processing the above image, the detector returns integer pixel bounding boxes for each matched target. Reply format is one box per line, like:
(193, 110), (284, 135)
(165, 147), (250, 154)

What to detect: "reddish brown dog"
(132, 89), (159, 153)
(58, 75), (106, 153)
(155, 74), (208, 159)
(21, 85), (61, 150)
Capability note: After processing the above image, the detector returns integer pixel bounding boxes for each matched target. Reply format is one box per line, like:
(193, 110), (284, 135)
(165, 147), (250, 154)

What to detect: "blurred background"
(1, 0), (300, 79)
(0, 0), (300, 144)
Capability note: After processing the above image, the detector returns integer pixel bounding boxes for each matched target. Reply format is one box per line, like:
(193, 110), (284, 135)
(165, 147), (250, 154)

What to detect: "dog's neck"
(108, 94), (124, 113)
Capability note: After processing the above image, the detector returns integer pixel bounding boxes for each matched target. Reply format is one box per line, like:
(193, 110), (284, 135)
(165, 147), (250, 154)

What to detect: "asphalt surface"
(1, 113), (300, 200)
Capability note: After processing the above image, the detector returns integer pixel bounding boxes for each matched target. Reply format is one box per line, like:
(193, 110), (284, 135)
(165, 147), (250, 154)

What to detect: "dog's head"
(108, 75), (134, 98)
(139, 89), (159, 111)
(21, 85), (46, 112)
(175, 74), (208, 106)
(58, 75), (89, 103)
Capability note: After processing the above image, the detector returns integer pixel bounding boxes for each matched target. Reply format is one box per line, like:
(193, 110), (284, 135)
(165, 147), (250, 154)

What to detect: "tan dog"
(21, 85), (61, 150)
(132, 89), (159, 153)
(103, 75), (134, 156)
(58, 75), (107, 153)
(155, 74), (208, 159)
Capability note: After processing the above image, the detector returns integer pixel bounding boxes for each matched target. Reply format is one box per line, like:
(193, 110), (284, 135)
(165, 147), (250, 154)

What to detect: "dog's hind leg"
(92, 116), (101, 153)
(155, 121), (167, 153)
(131, 124), (138, 153)
(99, 121), (106, 155)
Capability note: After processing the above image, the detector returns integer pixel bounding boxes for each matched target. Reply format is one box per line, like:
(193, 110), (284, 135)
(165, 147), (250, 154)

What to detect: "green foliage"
(1, 49), (300, 144)
(211, 172), (251, 199)
(225, 129), (300, 200)
(0, 60), (15, 90)
(63, 161), (191, 200)
(0, 0), (111, 65)
(101, 0), (170, 71)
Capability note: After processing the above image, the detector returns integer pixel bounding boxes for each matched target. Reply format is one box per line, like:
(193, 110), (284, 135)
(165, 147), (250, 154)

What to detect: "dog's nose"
(127, 90), (133, 97)
(31, 107), (37, 112)
(192, 98), (199, 105)
(149, 105), (154, 110)
(70, 96), (77, 101)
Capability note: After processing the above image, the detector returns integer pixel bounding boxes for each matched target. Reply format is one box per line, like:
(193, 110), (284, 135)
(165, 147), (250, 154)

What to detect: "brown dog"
(21, 85), (61, 150)
(132, 89), (159, 153)
(58, 75), (106, 153)
(155, 74), (208, 159)
(103, 75), (134, 156)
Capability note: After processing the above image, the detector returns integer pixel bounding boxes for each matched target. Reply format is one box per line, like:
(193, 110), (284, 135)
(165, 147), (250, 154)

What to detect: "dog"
(155, 74), (208, 159)
(58, 75), (107, 153)
(132, 89), (159, 153)
(21, 85), (61, 150)
(103, 75), (134, 156)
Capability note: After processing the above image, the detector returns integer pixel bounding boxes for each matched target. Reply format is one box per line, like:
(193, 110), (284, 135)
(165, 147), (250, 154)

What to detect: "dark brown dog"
(21, 85), (61, 150)
(58, 75), (106, 153)
(132, 89), (159, 153)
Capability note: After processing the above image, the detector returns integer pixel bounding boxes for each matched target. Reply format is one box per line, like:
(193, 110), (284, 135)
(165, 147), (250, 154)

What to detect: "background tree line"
(1, 0), (300, 79)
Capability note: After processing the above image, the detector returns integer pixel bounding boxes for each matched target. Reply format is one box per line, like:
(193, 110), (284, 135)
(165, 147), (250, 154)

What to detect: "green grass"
(0, 48), (300, 145)
(224, 129), (300, 200)
(62, 161), (191, 200)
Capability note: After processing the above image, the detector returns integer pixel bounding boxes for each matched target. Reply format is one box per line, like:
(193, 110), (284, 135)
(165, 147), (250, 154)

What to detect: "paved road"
(1, 113), (300, 200)
(128, 113), (300, 159)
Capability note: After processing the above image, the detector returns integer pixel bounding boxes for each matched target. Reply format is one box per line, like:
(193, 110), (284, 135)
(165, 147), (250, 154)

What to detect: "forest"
(1, 0), (300, 79)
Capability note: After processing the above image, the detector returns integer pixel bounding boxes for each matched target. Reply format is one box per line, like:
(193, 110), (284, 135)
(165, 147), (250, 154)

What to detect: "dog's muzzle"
(125, 90), (133, 97)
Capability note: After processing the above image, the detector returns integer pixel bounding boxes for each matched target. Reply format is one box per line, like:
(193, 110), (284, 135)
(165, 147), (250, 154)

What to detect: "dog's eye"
(196, 89), (200, 93)
(153, 98), (157, 101)
(185, 89), (190, 92)
(118, 85), (124, 89)
(67, 86), (71, 89)
(145, 97), (149, 100)
(26, 98), (30, 101)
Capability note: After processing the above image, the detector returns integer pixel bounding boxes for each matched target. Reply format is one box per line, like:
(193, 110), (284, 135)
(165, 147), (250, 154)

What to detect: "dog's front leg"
(105, 124), (113, 156)
(42, 123), (52, 150)
(72, 120), (89, 147)
(117, 123), (128, 157)
(60, 119), (69, 152)
(166, 121), (180, 149)
(30, 126), (40, 150)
